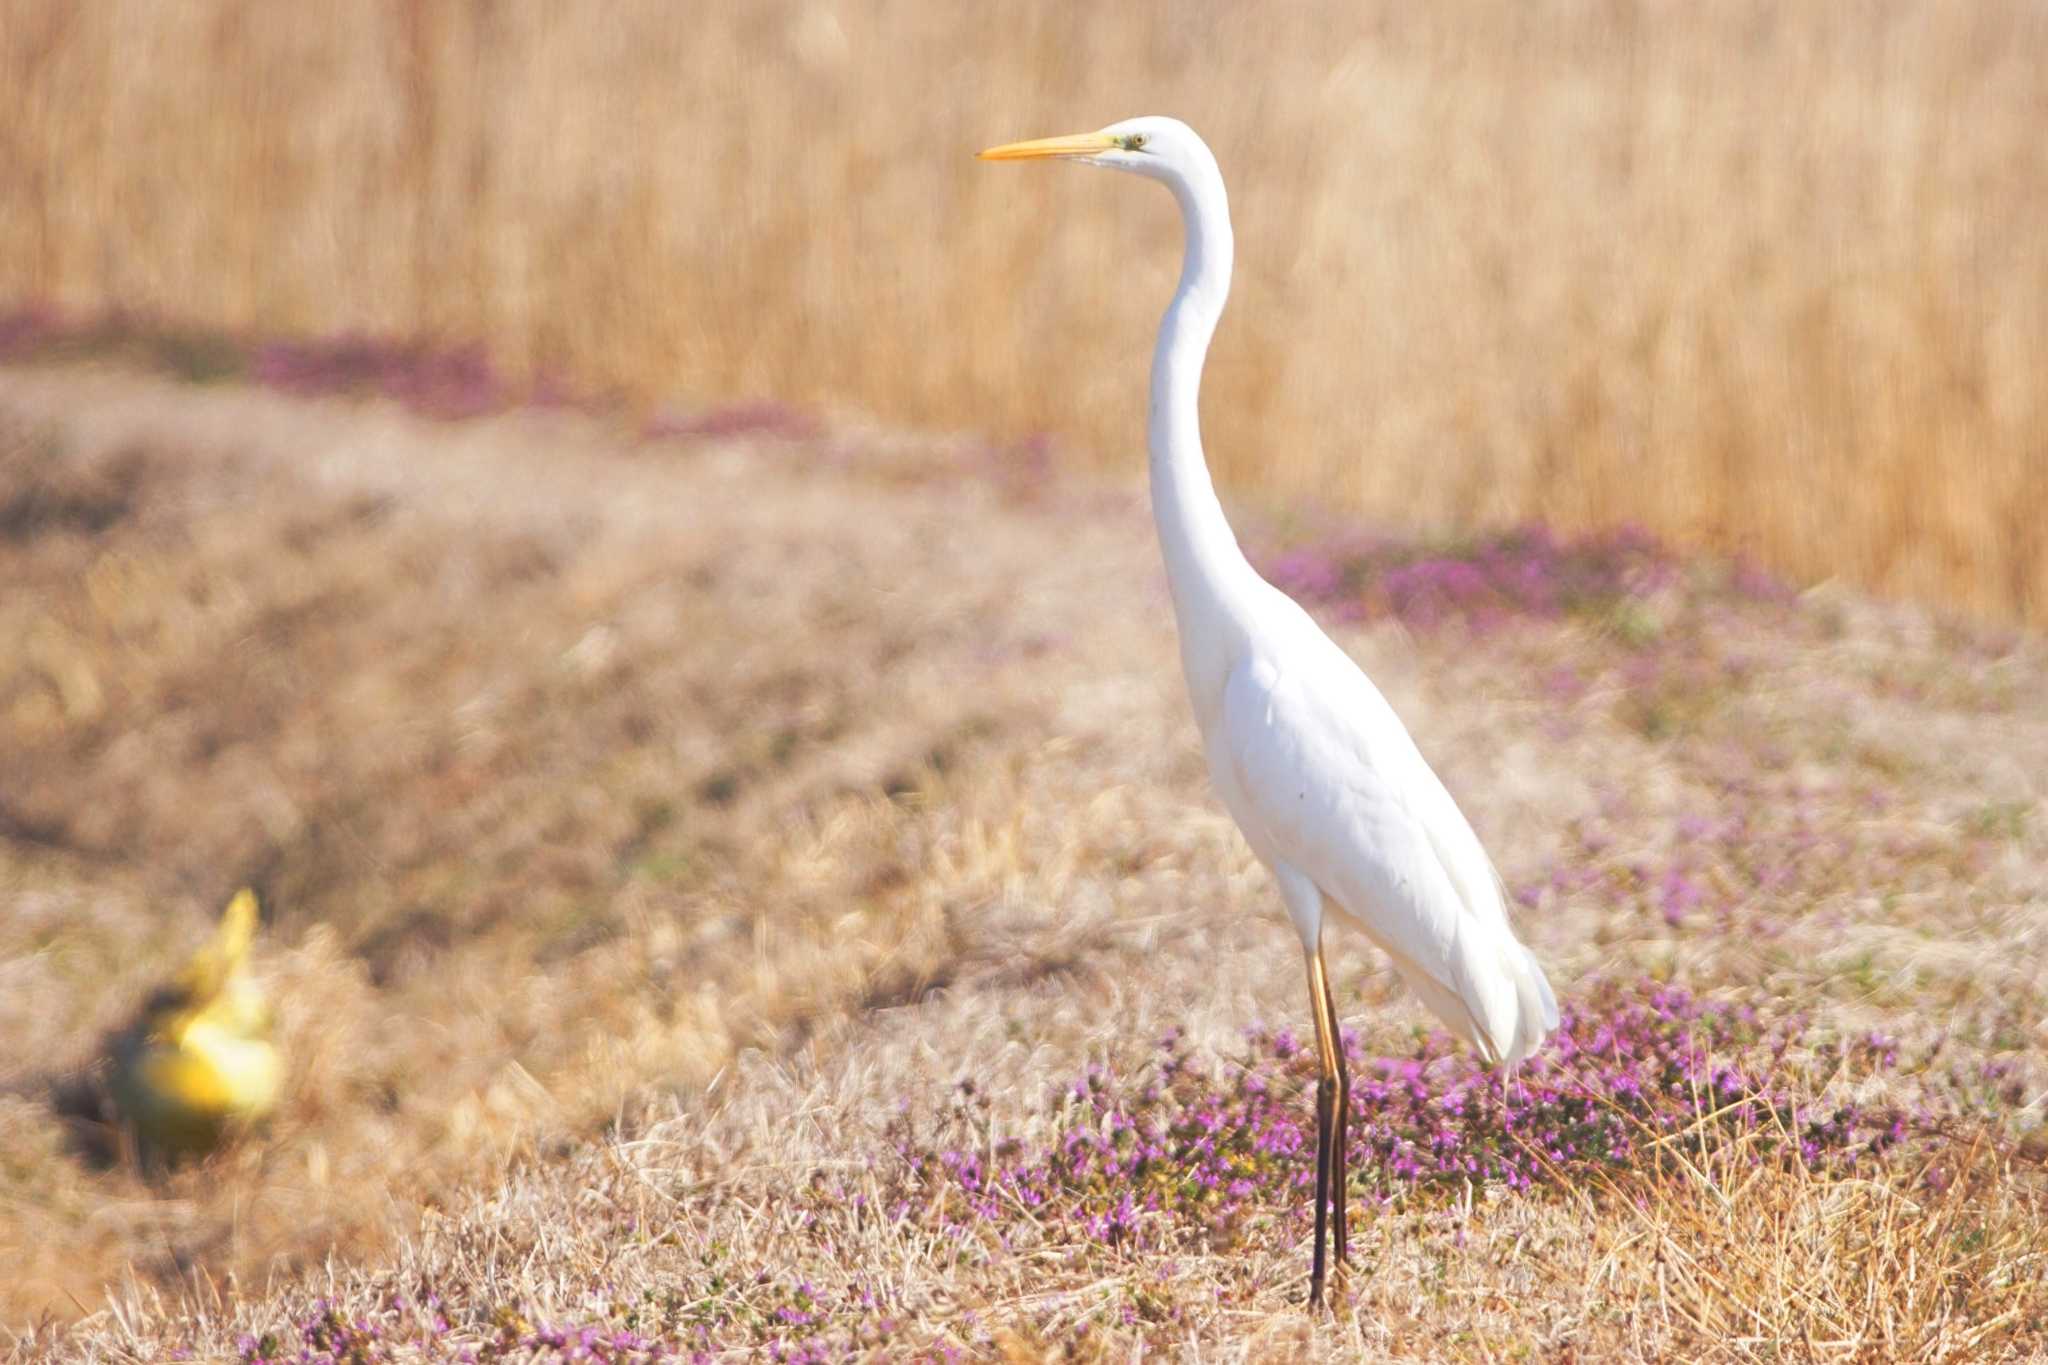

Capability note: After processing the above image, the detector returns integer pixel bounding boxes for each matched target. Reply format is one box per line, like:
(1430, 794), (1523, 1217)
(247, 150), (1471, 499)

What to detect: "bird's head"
(979, 115), (1212, 189)
(130, 888), (272, 1045)
(171, 888), (261, 1004)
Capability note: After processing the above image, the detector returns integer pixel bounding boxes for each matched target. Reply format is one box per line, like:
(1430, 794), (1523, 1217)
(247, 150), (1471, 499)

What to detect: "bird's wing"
(1221, 634), (1552, 1062)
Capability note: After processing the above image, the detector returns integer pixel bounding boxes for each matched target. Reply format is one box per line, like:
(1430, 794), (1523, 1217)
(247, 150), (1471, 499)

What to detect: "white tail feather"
(1390, 926), (1557, 1068)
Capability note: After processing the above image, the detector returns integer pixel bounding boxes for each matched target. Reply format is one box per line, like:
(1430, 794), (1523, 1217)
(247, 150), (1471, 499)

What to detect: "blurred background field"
(2, 1), (2044, 624)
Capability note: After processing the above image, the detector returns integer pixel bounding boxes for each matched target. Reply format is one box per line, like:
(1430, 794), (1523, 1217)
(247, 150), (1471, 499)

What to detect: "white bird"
(982, 117), (1558, 1307)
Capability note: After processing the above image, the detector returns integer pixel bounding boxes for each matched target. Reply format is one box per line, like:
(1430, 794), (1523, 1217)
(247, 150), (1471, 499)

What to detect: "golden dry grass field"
(1, 361), (2044, 1360)
(2, 2), (2045, 622)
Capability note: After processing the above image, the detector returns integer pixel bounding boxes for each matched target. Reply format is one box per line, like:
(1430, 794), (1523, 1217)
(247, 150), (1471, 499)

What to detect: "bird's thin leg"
(1305, 938), (1342, 1309)
(1317, 943), (1351, 1274)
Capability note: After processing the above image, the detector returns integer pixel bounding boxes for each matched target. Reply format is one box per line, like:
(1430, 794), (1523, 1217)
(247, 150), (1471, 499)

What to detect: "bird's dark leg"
(1317, 943), (1351, 1275)
(1305, 939), (1342, 1309)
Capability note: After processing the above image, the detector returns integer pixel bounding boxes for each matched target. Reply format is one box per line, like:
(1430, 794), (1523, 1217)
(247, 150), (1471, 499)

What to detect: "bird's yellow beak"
(978, 132), (1119, 161)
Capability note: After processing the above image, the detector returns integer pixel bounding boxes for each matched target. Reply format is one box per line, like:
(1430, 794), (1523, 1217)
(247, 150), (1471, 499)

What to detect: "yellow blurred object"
(109, 889), (283, 1157)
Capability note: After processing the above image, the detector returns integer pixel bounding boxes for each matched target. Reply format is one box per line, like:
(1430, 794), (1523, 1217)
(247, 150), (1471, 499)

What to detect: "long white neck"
(1149, 150), (1263, 697)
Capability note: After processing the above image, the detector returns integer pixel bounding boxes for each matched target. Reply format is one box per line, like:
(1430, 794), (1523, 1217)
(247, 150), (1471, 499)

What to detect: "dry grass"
(2, 364), (2044, 1359)
(51, 1007), (2046, 1363)
(0, 363), (1145, 1332)
(3, 3), (2046, 623)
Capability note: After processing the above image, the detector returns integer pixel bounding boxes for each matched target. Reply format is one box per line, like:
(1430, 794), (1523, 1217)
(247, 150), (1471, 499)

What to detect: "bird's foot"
(1308, 1271), (1350, 1314)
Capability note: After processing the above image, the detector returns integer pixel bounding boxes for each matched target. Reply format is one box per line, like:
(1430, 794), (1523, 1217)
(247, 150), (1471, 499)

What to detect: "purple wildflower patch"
(1518, 771), (1965, 942)
(232, 1299), (678, 1364)
(640, 401), (820, 443)
(0, 303), (68, 359)
(0, 305), (605, 427)
(1255, 523), (1786, 631)
(866, 980), (1942, 1265)
(253, 336), (508, 419)
(215, 980), (2006, 1363)
(226, 1281), (951, 1364)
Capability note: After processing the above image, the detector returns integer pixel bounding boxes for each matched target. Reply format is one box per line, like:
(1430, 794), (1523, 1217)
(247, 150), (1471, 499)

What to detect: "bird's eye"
(1120, 133), (1146, 151)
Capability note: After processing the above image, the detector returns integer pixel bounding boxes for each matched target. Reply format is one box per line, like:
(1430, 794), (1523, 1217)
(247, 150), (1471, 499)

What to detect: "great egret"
(109, 888), (282, 1158)
(981, 118), (1557, 1307)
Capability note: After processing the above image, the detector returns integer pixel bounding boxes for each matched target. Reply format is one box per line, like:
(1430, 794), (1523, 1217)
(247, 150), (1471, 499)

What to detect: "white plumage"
(1217, 607), (1558, 1066)
(983, 115), (1557, 1306)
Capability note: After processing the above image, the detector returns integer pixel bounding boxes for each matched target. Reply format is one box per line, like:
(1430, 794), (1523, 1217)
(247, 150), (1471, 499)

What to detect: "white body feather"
(1210, 591), (1557, 1063)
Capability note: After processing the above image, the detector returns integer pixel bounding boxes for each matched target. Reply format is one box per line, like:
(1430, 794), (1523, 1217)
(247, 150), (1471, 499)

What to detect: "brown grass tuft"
(1572, 1130), (2044, 1361)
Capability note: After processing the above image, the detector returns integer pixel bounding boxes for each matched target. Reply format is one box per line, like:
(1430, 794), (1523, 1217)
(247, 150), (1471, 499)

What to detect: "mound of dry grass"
(2, 364), (2043, 1360)
(43, 978), (2048, 1361)
(3, 3), (2046, 623)
(0, 362), (1161, 1330)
